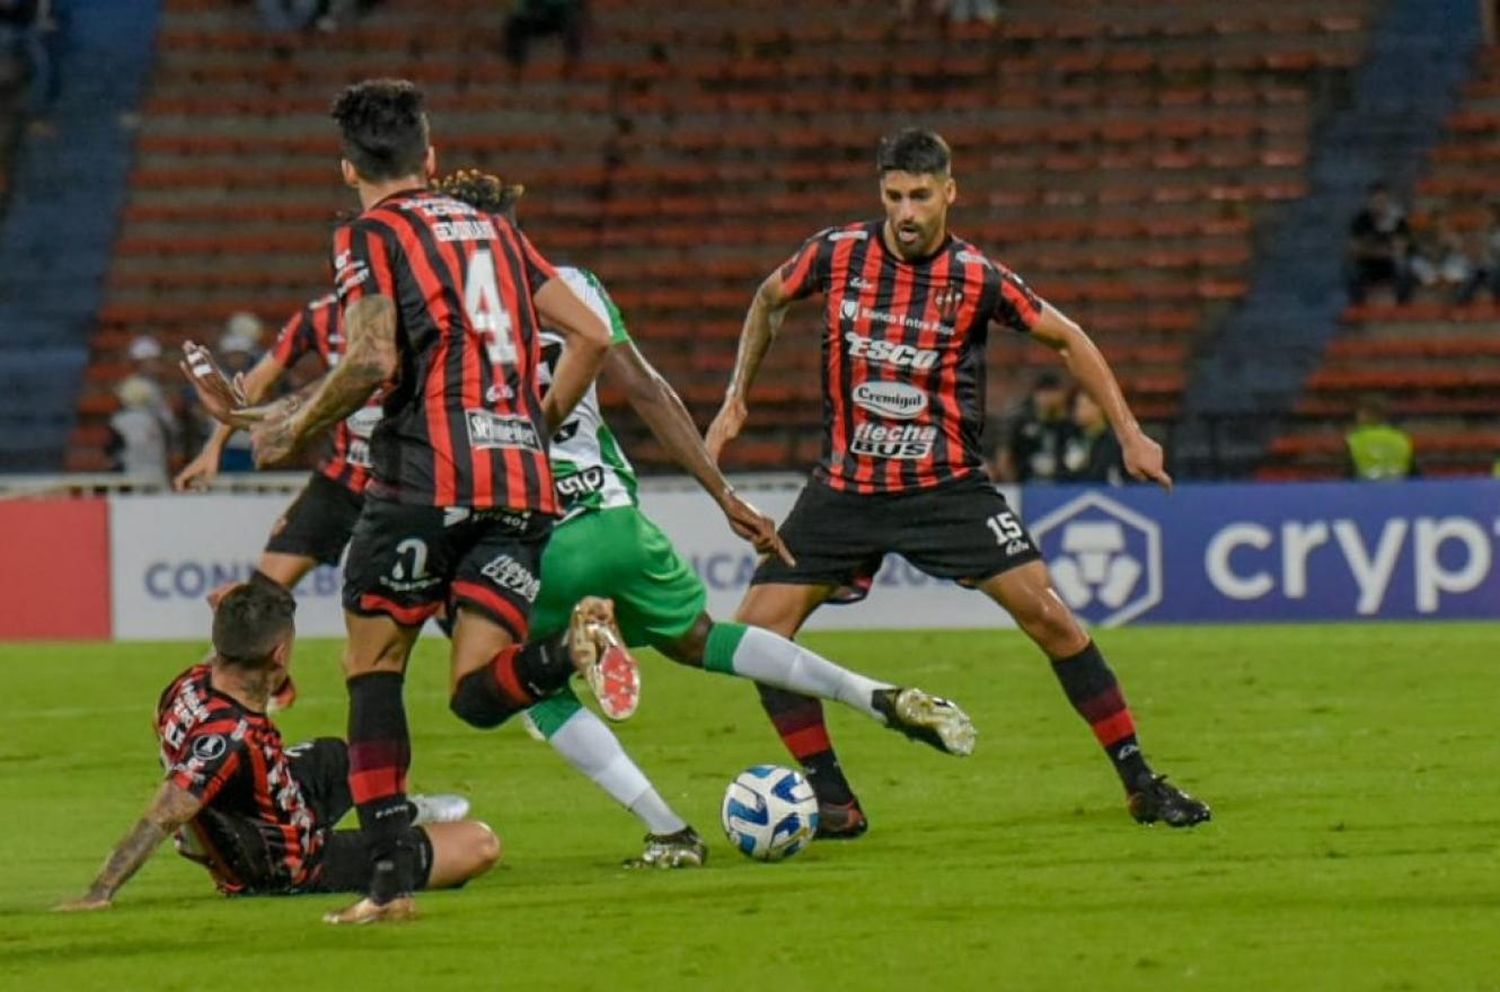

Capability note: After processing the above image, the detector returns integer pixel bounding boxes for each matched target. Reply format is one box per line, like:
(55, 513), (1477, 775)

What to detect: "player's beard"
(893, 218), (938, 259)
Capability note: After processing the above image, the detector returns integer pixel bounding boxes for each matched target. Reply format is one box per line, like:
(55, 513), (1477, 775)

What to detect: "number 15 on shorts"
(985, 511), (1024, 545)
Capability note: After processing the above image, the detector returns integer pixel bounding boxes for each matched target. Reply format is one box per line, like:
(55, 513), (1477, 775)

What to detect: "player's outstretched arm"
(55, 781), (203, 911)
(608, 341), (794, 565)
(1028, 304), (1172, 490)
(705, 269), (795, 462)
(174, 351), (288, 491)
(250, 296), (397, 468)
(534, 277), (611, 432)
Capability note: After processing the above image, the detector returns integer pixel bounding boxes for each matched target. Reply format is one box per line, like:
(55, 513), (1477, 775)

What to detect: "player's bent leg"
(978, 562), (1211, 827)
(258, 551), (321, 590)
(420, 821), (501, 889)
(527, 688), (704, 868)
(446, 601), (635, 729)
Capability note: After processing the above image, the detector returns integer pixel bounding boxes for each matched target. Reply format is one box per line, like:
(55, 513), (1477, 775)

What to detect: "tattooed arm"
(250, 296), (398, 468)
(56, 781), (204, 911)
(704, 268), (796, 461)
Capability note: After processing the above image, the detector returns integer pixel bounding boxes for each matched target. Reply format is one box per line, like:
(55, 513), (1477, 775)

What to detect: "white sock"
(730, 626), (890, 722)
(547, 707), (687, 835)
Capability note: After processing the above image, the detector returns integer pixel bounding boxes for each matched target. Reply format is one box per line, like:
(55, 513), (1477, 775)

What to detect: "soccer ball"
(720, 764), (820, 862)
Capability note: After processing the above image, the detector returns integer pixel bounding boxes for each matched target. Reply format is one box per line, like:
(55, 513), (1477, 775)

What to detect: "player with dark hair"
(706, 127), (1211, 835)
(185, 79), (624, 923)
(431, 169), (975, 868)
(55, 578), (498, 910)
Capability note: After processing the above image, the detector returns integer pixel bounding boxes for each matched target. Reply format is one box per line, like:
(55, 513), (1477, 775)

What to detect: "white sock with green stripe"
(547, 706), (687, 835)
(704, 622), (889, 722)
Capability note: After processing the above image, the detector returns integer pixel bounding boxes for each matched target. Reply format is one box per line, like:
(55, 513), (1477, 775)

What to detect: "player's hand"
(1122, 432), (1172, 491)
(719, 488), (795, 566)
(180, 342), (261, 428)
(173, 444), (222, 492)
(705, 395), (748, 463)
(54, 893), (111, 912)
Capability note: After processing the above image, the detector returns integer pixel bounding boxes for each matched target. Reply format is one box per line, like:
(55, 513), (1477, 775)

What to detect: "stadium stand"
(1264, 40), (1500, 480)
(1, 0), (161, 473)
(71, 0), (1382, 474)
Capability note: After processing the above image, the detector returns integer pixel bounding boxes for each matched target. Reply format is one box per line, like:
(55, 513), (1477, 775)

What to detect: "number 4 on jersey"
(465, 248), (516, 366)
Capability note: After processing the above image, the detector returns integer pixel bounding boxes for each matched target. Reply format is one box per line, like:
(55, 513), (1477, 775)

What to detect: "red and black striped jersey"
(271, 293), (380, 494)
(333, 189), (559, 514)
(155, 664), (319, 894)
(779, 220), (1044, 494)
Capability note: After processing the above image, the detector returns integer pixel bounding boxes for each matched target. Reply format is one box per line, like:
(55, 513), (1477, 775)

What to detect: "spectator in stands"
(107, 375), (169, 487)
(1060, 390), (1125, 485)
(1410, 211), (1477, 303)
(1346, 182), (1415, 305)
(900, 0), (1001, 22)
(943, 0), (1002, 25)
(223, 309), (266, 351)
(1466, 202), (1500, 303)
(127, 335), (191, 463)
(502, 0), (587, 71)
(995, 372), (1075, 483)
(0, 0), (63, 129)
(1345, 394), (1415, 481)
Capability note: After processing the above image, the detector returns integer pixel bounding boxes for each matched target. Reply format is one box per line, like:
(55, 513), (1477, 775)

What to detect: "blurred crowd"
(1346, 182), (1500, 306)
(106, 313), (269, 486)
(986, 373), (1128, 486)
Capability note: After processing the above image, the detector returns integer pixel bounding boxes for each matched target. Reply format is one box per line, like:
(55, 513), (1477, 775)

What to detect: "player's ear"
(340, 159), (360, 189)
(944, 175), (956, 206)
(271, 631), (294, 672)
(424, 146), (436, 179)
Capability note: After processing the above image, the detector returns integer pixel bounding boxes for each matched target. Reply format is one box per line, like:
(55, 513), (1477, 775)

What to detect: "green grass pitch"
(3, 624), (1498, 991)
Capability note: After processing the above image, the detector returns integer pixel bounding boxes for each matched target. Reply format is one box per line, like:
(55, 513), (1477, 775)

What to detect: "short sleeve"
(333, 218), (398, 308)
(168, 729), (244, 805)
(778, 228), (834, 301)
(990, 262), (1044, 334)
(564, 268), (631, 345)
(270, 306), (316, 367)
(515, 228), (559, 296)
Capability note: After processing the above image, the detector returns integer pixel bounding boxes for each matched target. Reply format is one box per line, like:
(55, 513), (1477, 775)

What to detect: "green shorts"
(528, 505), (707, 649)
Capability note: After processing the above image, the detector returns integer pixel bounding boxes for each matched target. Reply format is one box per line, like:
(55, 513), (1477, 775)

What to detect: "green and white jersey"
(543, 266), (639, 521)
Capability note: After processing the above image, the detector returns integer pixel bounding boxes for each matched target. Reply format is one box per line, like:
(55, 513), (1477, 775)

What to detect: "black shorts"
(264, 473), (365, 566)
(286, 738), (434, 895)
(752, 475), (1041, 601)
(203, 738), (434, 896)
(342, 495), (553, 639)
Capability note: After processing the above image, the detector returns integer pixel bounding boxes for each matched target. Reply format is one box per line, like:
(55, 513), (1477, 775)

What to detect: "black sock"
(756, 683), (855, 806)
(513, 630), (573, 697)
(346, 671), (415, 901)
(1050, 641), (1152, 791)
(450, 633), (573, 729)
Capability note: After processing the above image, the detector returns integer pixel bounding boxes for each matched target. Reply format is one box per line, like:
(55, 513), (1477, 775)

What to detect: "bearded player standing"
(707, 129), (1211, 834)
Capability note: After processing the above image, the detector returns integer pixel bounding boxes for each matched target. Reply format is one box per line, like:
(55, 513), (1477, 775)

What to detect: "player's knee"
(474, 822), (502, 870)
(1019, 597), (1086, 656)
(449, 670), (512, 729)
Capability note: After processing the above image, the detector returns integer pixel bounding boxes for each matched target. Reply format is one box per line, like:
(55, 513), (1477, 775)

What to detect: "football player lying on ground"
(56, 578), (498, 911)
